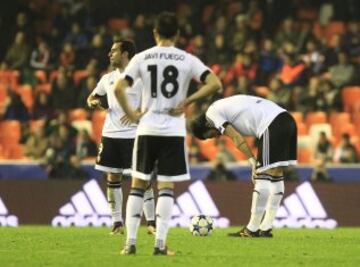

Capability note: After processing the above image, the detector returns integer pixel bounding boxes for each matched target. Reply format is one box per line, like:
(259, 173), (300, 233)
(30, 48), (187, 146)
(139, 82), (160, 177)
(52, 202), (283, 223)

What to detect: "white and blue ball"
(189, 215), (214, 236)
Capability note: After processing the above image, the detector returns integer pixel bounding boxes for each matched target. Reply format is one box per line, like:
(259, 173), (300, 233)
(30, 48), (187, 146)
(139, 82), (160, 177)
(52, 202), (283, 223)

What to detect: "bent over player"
(190, 95), (297, 237)
(114, 12), (222, 255)
(87, 40), (155, 235)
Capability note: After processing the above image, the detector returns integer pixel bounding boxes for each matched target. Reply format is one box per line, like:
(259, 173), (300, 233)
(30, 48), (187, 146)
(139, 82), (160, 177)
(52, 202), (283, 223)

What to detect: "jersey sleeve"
(92, 75), (107, 96)
(123, 54), (141, 85)
(206, 104), (228, 135)
(190, 55), (211, 83)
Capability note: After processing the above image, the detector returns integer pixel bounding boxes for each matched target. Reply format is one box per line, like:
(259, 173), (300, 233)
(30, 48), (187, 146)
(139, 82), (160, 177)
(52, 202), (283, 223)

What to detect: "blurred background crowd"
(0, 0), (359, 180)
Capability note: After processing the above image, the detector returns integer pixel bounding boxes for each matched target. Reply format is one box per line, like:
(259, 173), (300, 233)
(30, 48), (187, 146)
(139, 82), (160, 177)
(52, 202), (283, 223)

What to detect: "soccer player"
(189, 95), (297, 237)
(87, 40), (156, 235)
(114, 12), (222, 255)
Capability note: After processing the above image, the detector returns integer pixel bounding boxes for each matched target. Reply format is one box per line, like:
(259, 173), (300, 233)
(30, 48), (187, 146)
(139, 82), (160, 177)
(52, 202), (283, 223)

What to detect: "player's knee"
(107, 173), (122, 182)
(157, 181), (174, 190)
(131, 177), (148, 190)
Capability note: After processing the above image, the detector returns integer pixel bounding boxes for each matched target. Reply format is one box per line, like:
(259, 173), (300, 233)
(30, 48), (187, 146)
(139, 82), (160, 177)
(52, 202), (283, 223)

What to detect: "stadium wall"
(0, 180), (359, 227)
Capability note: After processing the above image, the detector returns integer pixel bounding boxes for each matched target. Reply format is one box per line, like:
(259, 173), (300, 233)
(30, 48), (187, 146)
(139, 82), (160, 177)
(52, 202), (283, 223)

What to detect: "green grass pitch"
(0, 227), (359, 267)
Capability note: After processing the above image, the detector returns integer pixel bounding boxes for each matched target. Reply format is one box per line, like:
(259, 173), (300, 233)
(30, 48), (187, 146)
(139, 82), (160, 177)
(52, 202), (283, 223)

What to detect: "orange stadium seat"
(297, 122), (308, 136)
(329, 112), (351, 136)
(35, 83), (52, 94)
(34, 70), (47, 83)
(0, 120), (21, 145)
(290, 112), (304, 124)
(108, 18), (129, 31)
(17, 85), (34, 110)
(334, 122), (356, 139)
(198, 139), (218, 161)
(325, 22), (345, 41)
(3, 144), (25, 159)
(0, 84), (8, 109)
(353, 113), (360, 135)
(305, 111), (327, 127)
(91, 110), (106, 143)
(69, 108), (88, 121)
(297, 148), (312, 164)
(0, 70), (20, 89)
(73, 70), (88, 86)
(254, 86), (270, 98)
(342, 86), (360, 112)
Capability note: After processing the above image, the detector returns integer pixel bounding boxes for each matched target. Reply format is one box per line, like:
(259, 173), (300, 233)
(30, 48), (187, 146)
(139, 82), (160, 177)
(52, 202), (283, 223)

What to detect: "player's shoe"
(147, 220), (156, 235)
(228, 227), (260, 237)
(120, 245), (136, 255)
(109, 221), (124, 235)
(153, 246), (176, 256)
(259, 229), (273, 238)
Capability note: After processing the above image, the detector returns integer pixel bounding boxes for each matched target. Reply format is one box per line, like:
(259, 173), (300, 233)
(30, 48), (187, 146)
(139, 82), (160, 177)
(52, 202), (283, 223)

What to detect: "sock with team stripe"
(155, 188), (174, 249)
(247, 179), (270, 232)
(107, 181), (123, 223)
(125, 188), (145, 246)
(143, 186), (155, 223)
(260, 179), (284, 231)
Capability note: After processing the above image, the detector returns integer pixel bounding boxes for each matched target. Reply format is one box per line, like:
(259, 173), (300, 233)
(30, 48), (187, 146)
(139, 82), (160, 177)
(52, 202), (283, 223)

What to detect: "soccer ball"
(189, 215), (214, 236)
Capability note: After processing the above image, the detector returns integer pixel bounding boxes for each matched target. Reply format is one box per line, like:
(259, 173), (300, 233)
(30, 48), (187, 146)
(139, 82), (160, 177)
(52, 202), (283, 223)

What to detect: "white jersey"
(92, 69), (142, 139)
(206, 95), (286, 138)
(123, 45), (210, 137)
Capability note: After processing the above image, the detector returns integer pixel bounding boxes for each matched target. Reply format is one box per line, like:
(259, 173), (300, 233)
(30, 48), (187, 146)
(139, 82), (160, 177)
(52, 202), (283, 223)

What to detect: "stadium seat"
(305, 111), (327, 127)
(0, 70), (20, 89)
(290, 112), (304, 124)
(91, 110), (106, 143)
(17, 85), (34, 110)
(198, 139), (218, 161)
(73, 70), (88, 86)
(297, 148), (312, 164)
(0, 120), (21, 145)
(35, 83), (52, 94)
(34, 70), (47, 84)
(107, 18), (129, 31)
(329, 112), (351, 136)
(3, 144), (25, 159)
(297, 122), (308, 136)
(325, 22), (345, 41)
(254, 86), (270, 98)
(353, 113), (360, 135)
(342, 86), (360, 112)
(69, 108), (88, 121)
(334, 122), (356, 139)
(0, 84), (8, 109)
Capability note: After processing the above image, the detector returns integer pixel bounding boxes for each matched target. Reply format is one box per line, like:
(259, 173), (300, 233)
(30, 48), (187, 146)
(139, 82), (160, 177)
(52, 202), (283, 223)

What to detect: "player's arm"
(185, 72), (222, 106)
(114, 77), (139, 123)
(223, 124), (257, 181)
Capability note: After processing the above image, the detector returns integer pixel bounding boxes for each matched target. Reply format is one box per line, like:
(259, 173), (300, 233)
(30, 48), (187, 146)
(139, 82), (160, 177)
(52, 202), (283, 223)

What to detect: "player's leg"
(143, 181), (156, 235)
(153, 181), (175, 255)
(259, 167), (285, 237)
(107, 172), (124, 235)
(121, 177), (149, 255)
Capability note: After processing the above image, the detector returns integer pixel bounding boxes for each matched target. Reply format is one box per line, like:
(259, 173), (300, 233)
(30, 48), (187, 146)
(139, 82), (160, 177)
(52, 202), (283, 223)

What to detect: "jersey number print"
(147, 65), (179, 98)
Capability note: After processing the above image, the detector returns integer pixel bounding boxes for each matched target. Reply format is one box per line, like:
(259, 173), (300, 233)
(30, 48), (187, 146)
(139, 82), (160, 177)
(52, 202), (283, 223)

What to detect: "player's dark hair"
(115, 39), (136, 60)
(189, 113), (210, 140)
(155, 12), (179, 39)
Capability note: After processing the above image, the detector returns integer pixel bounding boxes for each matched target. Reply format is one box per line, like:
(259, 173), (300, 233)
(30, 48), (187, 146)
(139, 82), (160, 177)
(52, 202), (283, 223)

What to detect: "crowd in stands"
(0, 0), (359, 179)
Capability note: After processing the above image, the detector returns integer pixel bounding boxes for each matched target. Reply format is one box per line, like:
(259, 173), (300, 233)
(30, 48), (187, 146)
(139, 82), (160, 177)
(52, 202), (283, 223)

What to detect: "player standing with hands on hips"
(87, 40), (156, 235)
(189, 95), (297, 237)
(114, 12), (222, 255)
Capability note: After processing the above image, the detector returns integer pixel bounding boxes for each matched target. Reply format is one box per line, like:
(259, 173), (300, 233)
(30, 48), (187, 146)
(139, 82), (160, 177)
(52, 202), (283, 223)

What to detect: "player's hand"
(87, 98), (101, 109)
(249, 157), (258, 185)
(169, 101), (186, 117)
(120, 109), (147, 125)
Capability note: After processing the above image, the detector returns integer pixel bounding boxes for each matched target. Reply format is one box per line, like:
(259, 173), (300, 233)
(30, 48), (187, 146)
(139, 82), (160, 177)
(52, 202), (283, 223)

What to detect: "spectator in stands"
(233, 76), (252, 95)
(342, 21), (360, 58)
(46, 111), (78, 139)
(4, 32), (30, 71)
(29, 40), (51, 71)
(64, 22), (89, 52)
(25, 125), (49, 159)
(267, 77), (290, 109)
(323, 34), (342, 67)
(77, 76), (97, 108)
(301, 39), (325, 75)
(59, 42), (76, 67)
(9, 12), (33, 44)
(206, 160), (237, 181)
(208, 34), (230, 66)
(133, 14), (154, 52)
(279, 52), (306, 87)
(188, 142), (207, 164)
(215, 139), (236, 163)
(187, 35), (207, 62)
(89, 34), (108, 70)
(32, 91), (54, 120)
(328, 51), (355, 88)
(231, 14), (249, 53)
(52, 73), (76, 110)
(311, 131), (333, 182)
(3, 90), (29, 122)
(75, 129), (97, 159)
(231, 53), (257, 82)
(258, 38), (282, 84)
(275, 18), (299, 49)
(333, 133), (358, 163)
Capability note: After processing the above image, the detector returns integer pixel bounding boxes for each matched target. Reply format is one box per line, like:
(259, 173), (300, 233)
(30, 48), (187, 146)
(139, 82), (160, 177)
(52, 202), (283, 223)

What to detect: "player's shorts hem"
(95, 165), (123, 174)
(132, 170), (190, 182)
(257, 160), (297, 173)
